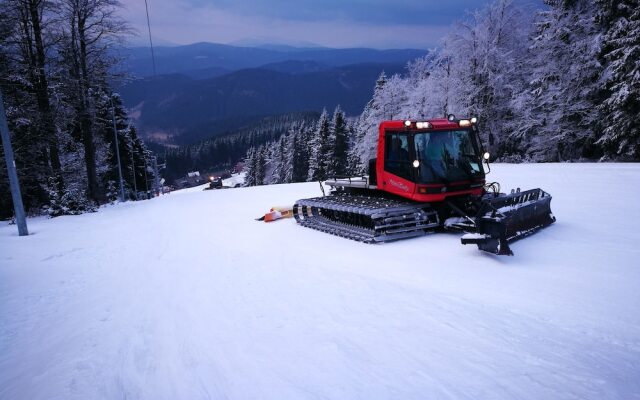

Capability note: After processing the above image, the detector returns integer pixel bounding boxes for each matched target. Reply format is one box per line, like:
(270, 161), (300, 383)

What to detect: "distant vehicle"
(205, 176), (223, 190)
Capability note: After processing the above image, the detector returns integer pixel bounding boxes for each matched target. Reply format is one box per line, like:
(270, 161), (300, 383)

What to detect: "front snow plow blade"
(461, 188), (556, 255)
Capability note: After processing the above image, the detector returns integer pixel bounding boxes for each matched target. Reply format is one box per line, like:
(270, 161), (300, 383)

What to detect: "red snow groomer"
(293, 117), (555, 255)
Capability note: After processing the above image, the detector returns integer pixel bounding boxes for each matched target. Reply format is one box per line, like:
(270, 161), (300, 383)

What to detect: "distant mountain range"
(118, 42), (426, 145)
(122, 42), (425, 78)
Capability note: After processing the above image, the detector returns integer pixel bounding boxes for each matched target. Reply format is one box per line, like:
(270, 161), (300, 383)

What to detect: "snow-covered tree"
(506, 0), (602, 161)
(308, 109), (331, 181)
(291, 121), (311, 182)
(444, 0), (534, 150)
(58, 0), (130, 202)
(346, 119), (364, 175)
(327, 106), (349, 177)
(243, 147), (257, 187)
(254, 145), (266, 185)
(595, 0), (640, 159)
(268, 134), (288, 184)
(0, 0), (142, 216)
(346, 0), (640, 162)
(351, 72), (389, 170)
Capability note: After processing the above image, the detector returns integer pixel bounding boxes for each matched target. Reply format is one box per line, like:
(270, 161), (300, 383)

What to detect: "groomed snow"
(1, 163), (639, 400)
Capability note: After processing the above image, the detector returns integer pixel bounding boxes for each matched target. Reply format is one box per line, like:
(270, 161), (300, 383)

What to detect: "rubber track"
(293, 193), (439, 243)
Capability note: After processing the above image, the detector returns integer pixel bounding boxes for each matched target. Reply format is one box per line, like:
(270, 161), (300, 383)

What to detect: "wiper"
(426, 162), (449, 184)
(461, 153), (480, 162)
(457, 155), (480, 180)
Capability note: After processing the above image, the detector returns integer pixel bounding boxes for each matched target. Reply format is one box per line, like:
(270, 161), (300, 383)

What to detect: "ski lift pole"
(143, 157), (149, 198)
(0, 89), (28, 236)
(153, 155), (160, 195)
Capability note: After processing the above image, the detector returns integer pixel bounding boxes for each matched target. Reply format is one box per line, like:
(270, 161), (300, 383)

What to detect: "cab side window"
(384, 132), (413, 181)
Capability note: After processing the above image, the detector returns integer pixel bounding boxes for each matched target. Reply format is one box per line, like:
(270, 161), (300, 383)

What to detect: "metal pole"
(0, 89), (28, 236)
(110, 98), (125, 202)
(143, 157), (149, 198)
(152, 155), (160, 195)
(143, 0), (157, 76)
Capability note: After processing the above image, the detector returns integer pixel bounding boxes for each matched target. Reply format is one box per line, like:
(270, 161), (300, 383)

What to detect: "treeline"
(163, 112), (319, 183)
(350, 0), (639, 168)
(243, 107), (355, 186)
(0, 0), (151, 219)
(242, 0), (639, 187)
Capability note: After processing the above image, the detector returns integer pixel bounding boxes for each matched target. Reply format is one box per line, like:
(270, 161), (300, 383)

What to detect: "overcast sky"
(121, 0), (539, 49)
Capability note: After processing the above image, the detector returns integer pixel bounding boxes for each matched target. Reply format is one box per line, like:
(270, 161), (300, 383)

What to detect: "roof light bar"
(459, 119), (471, 127)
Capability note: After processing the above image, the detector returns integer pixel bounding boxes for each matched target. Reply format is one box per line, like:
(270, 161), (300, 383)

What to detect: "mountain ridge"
(122, 41), (425, 78)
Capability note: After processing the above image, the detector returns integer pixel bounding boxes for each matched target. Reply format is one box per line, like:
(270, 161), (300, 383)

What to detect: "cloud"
(120, 0), (537, 49)
(187, 0), (477, 25)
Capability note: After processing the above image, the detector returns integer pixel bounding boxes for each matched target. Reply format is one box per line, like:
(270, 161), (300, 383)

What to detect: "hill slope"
(120, 63), (406, 143)
(1, 163), (639, 399)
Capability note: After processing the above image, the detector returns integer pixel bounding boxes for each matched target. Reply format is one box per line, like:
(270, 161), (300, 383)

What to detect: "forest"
(244, 0), (639, 186)
(1, 0), (639, 214)
(0, 0), (154, 219)
(349, 0), (639, 167)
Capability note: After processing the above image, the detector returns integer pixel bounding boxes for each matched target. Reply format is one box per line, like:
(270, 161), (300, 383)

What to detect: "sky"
(120, 0), (536, 49)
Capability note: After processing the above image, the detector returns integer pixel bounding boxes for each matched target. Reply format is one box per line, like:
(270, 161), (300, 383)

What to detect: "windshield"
(414, 130), (482, 183)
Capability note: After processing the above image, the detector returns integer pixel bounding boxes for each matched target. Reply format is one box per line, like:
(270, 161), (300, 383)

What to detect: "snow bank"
(223, 172), (246, 188)
(1, 163), (639, 400)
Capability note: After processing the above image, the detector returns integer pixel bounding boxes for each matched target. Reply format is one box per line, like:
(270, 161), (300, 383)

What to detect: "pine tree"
(290, 122), (310, 182)
(346, 120), (363, 175)
(243, 147), (257, 187)
(596, 0), (640, 159)
(268, 135), (288, 184)
(351, 72), (388, 171)
(125, 126), (150, 199)
(307, 109), (331, 181)
(254, 145), (266, 185)
(281, 132), (294, 183)
(328, 106), (349, 177)
(377, 74), (408, 121)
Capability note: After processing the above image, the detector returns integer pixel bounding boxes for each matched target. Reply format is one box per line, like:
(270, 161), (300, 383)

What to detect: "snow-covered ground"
(1, 163), (639, 400)
(223, 172), (246, 187)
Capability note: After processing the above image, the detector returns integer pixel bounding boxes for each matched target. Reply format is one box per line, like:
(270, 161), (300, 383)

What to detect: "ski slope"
(1, 163), (639, 400)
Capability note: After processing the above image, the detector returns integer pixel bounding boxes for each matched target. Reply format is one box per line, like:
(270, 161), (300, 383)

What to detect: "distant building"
(185, 171), (202, 186)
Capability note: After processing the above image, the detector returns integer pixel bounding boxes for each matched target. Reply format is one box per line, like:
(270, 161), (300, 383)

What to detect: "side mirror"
(483, 152), (491, 174)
